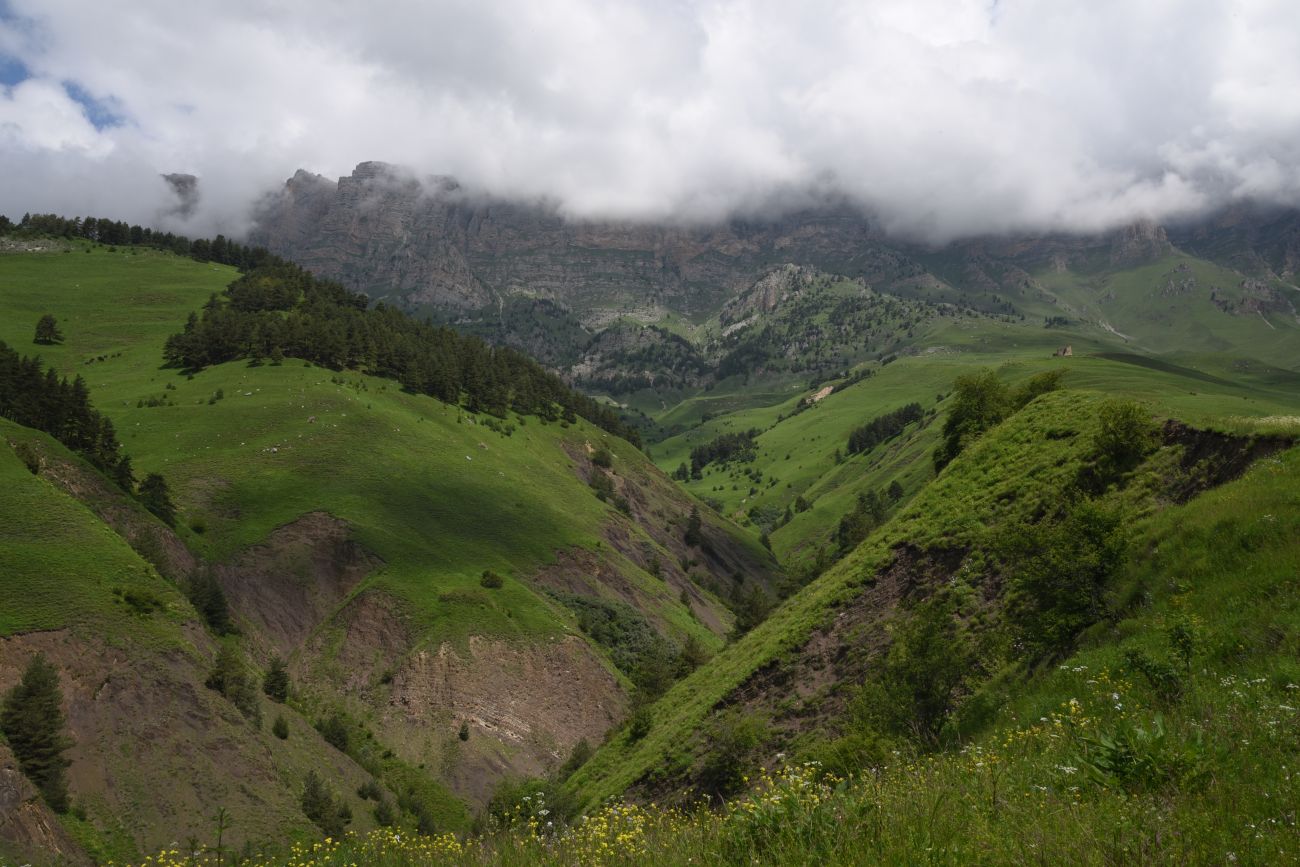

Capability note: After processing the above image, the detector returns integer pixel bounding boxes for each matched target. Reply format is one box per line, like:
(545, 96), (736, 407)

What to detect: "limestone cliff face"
(250, 163), (913, 322)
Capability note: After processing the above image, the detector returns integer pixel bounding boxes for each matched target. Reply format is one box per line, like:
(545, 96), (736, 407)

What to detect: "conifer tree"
(684, 505), (703, 547)
(0, 654), (72, 812)
(263, 656), (289, 703)
(34, 314), (63, 345)
(137, 472), (177, 526)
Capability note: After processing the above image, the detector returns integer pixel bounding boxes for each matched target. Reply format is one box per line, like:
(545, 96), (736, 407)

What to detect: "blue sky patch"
(0, 53), (26, 86)
(63, 79), (126, 129)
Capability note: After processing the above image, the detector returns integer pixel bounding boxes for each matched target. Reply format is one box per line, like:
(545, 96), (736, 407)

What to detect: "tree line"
(0, 339), (133, 486)
(5, 212), (641, 446)
(161, 262), (641, 445)
(1, 339), (179, 524)
(684, 429), (760, 477)
(4, 212), (270, 270)
(845, 402), (923, 455)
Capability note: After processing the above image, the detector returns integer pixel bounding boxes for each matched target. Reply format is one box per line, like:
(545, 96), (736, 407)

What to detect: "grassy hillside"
(0, 243), (766, 642)
(566, 387), (1298, 805)
(0, 419), (190, 640)
(0, 241), (780, 859)
(6, 236), (1300, 865)
(0, 423), (406, 865)
(118, 397), (1300, 865)
(653, 337), (1300, 574)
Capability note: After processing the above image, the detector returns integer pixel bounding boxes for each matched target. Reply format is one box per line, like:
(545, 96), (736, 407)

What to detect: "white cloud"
(1, 0), (1298, 240)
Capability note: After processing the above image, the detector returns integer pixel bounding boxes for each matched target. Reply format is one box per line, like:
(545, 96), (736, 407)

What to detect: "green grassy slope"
(0, 420), (188, 641)
(653, 337), (1300, 572)
(0, 243), (754, 648)
(0, 242), (782, 847)
(1032, 253), (1300, 367)
(0, 423), (415, 863)
(279, 438), (1300, 865)
(566, 387), (1298, 807)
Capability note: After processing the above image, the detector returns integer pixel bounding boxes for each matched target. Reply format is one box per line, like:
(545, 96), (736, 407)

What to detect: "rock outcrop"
(0, 743), (89, 866)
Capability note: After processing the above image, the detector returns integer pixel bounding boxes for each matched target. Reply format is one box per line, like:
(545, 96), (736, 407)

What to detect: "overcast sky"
(2, 0), (1299, 241)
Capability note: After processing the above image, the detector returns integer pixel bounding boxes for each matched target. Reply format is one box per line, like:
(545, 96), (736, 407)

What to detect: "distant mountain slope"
(251, 165), (1300, 428)
(249, 163), (932, 322)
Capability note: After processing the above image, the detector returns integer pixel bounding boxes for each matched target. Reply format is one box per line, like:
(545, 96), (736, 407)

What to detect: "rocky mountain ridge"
(250, 162), (1300, 324)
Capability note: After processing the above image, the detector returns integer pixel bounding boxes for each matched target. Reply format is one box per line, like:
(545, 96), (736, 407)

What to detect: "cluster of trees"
(10, 214), (642, 444)
(685, 430), (759, 477)
(933, 369), (1065, 472)
(0, 339), (133, 486)
(549, 591), (685, 693)
(1, 339), (179, 524)
(162, 263), (641, 446)
(845, 402), (924, 455)
(4, 212), (271, 270)
(204, 644), (262, 724)
(835, 487), (898, 554)
(34, 314), (63, 345)
(1001, 501), (1128, 661)
(302, 770), (352, 837)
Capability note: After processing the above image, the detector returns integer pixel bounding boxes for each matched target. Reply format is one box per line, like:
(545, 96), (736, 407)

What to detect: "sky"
(2, 0), (1299, 242)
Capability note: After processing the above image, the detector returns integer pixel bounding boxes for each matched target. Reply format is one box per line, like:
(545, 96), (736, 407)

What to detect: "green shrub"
(187, 568), (234, 635)
(136, 472), (177, 526)
(271, 715), (289, 740)
(934, 369), (1065, 471)
(479, 569), (505, 589)
(1074, 716), (1207, 793)
(1002, 501), (1128, 660)
(1123, 648), (1185, 704)
(627, 707), (653, 742)
(697, 709), (767, 800)
(373, 797), (396, 827)
(301, 770), (351, 837)
(12, 440), (40, 474)
(556, 738), (593, 781)
(684, 506), (703, 546)
(550, 592), (672, 682)
(1085, 399), (1159, 486)
(205, 643), (261, 725)
(868, 596), (971, 744)
(589, 471), (615, 501)
(933, 370), (1012, 471)
(317, 712), (350, 753)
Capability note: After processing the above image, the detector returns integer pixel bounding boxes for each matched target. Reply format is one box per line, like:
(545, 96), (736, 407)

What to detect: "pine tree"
(684, 506), (703, 547)
(263, 656), (289, 702)
(34, 314), (63, 345)
(137, 472), (177, 526)
(188, 569), (233, 635)
(301, 770), (351, 837)
(205, 643), (261, 724)
(0, 654), (72, 812)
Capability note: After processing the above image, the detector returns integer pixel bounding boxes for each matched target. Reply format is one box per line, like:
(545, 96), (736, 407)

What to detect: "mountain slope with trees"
(0, 237), (779, 861)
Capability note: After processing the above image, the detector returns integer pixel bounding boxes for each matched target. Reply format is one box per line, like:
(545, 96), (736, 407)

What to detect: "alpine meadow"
(4, 2), (1300, 865)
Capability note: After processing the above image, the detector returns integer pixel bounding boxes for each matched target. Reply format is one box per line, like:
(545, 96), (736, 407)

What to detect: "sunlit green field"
(0, 244), (708, 647)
